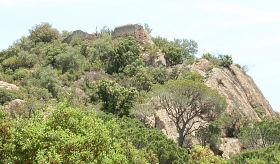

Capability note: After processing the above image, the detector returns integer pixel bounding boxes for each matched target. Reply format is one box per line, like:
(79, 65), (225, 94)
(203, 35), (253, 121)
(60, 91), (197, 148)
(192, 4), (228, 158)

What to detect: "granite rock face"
(190, 59), (276, 121)
(143, 58), (276, 157)
(219, 138), (242, 159)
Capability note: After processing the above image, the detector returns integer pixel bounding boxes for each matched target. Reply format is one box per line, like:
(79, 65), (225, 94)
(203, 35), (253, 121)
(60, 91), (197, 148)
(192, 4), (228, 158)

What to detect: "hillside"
(0, 23), (279, 163)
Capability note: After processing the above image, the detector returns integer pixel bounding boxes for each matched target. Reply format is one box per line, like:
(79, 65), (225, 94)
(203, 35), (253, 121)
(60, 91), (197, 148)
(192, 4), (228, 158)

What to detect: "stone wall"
(112, 24), (152, 44)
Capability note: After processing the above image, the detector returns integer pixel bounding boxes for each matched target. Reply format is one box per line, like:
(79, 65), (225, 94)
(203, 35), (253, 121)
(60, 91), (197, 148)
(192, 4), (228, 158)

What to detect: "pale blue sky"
(0, 0), (279, 111)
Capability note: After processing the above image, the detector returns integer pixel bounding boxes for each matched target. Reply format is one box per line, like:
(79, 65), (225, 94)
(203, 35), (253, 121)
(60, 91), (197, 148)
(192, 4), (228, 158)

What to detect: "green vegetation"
(96, 80), (138, 117)
(0, 89), (20, 105)
(0, 23), (277, 163)
(202, 53), (233, 68)
(0, 103), (156, 163)
(238, 119), (280, 149)
(229, 143), (280, 164)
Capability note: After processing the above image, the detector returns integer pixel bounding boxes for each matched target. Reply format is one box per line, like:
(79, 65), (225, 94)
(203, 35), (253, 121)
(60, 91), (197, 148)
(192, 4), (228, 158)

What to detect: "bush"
(0, 89), (19, 105)
(2, 51), (37, 71)
(0, 103), (150, 163)
(97, 80), (138, 117)
(31, 66), (61, 98)
(54, 48), (88, 74)
(179, 71), (204, 83)
(202, 53), (220, 66)
(149, 66), (168, 84)
(229, 143), (280, 164)
(196, 124), (221, 147)
(106, 37), (141, 74)
(218, 55), (233, 68)
(189, 145), (226, 164)
(100, 115), (190, 163)
(238, 119), (280, 149)
(29, 23), (59, 44)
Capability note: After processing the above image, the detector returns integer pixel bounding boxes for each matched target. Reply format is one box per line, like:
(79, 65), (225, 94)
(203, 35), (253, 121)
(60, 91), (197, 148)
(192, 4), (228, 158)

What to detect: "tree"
(153, 37), (184, 66)
(153, 80), (226, 147)
(29, 23), (59, 44)
(162, 42), (184, 66)
(97, 80), (138, 117)
(144, 23), (152, 34)
(174, 39), (197, 63)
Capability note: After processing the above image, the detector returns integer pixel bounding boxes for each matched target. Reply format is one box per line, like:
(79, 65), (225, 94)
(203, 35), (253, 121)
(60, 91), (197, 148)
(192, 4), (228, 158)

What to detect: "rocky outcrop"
(141, 52), (167, 66)
(219, 138), (242, 159)
(0, 81), (19, 90)
(189, 59), (275, 121)
(112, 24), (153, 44)
(4, 99), (25, 117)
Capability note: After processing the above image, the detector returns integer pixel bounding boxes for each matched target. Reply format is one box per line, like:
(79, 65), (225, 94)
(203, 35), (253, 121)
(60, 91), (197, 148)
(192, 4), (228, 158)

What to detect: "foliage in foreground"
(100, 114), (190, 164)
(0, 103), (154, 163)
(229, 143), (280, 164)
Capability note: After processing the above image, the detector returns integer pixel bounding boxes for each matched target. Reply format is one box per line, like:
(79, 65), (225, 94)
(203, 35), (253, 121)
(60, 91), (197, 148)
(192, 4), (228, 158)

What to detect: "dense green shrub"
(2, 51), (37, 71)
(106, 37), (140, 74)
(229, 143), (280, 164)
(149, 66), (168, 84)
(29, 23), (59, 44)
(54, 48), (88, 74)
(100, 114), (190, 164)
(0, 89), (19, 105)
(218, 55), (233, 68)
(97, 80), (138, 117)
(196, 124), (221, 147)
(238, 119), (280, 149)
(0, 103), (151, 163)
(202, 53), (220, 66)
(162, 42), (184, 66)
(189, 145), (226, 164)
(179, 71), (204, 83)
(31, 66), (61, 98)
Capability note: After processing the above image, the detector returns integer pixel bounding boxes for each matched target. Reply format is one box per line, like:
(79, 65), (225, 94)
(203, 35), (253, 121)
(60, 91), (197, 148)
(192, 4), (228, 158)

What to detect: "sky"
(0, 0), (279, 111)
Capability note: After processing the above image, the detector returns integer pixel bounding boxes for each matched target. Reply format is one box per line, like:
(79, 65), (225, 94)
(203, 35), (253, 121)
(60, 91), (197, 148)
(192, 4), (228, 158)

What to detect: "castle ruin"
(112, 24), (152, 44)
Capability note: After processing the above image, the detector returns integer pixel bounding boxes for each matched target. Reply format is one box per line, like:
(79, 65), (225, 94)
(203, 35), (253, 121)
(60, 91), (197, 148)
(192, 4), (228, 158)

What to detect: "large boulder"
(219, 138), (242, 159)
(0, 81), (19, 90)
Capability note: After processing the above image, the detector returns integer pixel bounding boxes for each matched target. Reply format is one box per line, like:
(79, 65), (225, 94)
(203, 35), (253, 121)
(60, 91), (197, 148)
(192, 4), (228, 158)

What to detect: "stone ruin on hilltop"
(112, 24), (153, 44)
